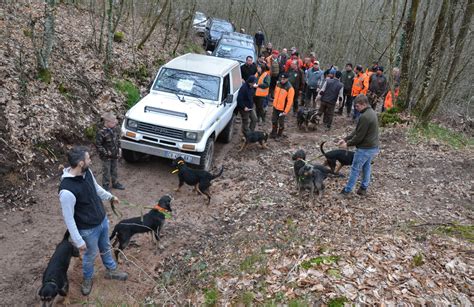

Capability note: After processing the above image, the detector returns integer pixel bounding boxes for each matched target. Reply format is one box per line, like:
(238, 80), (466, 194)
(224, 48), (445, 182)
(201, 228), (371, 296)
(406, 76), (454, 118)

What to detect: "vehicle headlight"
(185, 131), (198, 140)
(127, 119), (138, 130)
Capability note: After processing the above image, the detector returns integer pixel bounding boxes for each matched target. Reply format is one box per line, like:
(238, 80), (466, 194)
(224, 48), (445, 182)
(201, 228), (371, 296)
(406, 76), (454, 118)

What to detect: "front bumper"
(121, 139), (201, 165)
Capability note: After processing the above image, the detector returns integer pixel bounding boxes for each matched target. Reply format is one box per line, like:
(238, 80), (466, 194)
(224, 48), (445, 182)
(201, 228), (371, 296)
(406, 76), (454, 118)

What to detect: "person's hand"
(78, 244), (87, 260)
(253, 84), (258, 88)
(111, 195), (120, 206)
(338, 140), (347, 149)
(281, 112), (287, 116)
(244, 107), (250, 112)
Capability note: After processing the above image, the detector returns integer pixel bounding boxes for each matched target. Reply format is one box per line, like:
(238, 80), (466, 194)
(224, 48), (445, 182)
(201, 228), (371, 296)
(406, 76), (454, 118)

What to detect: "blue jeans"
(78, 217), (116, 279)
(343, 147), (379, 192)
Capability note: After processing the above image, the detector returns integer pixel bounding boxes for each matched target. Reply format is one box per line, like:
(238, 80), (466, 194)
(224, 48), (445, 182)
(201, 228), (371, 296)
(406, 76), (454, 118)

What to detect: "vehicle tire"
(218, 114), (235, 143)
(199, 137), (214, 171)
(205, 40), (211, 51)
(122, 149), (143, 163)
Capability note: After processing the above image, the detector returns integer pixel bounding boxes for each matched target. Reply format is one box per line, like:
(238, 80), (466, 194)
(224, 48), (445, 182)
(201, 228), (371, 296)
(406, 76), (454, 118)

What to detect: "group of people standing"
(237, 38), (396, 136)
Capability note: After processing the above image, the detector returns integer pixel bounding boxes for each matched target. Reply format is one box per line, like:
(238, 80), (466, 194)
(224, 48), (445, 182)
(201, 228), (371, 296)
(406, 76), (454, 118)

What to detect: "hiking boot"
(105, 268), (128, 281)
(112, 183), (125, 190)
(338, 189), (351, 198)
(81, 279), (93, 296)
(356, 187), (368, 196)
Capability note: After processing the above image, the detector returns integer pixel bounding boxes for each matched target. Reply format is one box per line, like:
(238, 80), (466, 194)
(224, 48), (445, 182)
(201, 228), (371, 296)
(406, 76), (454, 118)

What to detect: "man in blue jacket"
(237, 75), (258, 135)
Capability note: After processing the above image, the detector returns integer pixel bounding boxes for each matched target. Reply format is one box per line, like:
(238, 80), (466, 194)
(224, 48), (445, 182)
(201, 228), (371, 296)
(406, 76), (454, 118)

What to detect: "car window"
(214, 44), (255, 63)
(231, 66), (241, 93)
(222, 74), (230, 102)
(211, 21), (233, 32)
(152, 68), (220, 101)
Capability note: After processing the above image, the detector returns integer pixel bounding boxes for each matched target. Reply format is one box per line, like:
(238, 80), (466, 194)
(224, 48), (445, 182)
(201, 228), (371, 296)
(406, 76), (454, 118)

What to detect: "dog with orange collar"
(109, 195), (172, 261)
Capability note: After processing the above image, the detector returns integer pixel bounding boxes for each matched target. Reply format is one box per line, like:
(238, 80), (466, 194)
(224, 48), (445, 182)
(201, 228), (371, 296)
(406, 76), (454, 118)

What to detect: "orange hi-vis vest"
(352, 72), (366, 96)
(273, 81), (295, 113)
(255, 71), (270, 97)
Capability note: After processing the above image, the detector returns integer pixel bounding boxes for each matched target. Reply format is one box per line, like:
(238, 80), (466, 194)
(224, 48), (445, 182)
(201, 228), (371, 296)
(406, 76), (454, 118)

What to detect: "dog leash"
(110, 199), (123, 218)
(118, 199), (173, 219)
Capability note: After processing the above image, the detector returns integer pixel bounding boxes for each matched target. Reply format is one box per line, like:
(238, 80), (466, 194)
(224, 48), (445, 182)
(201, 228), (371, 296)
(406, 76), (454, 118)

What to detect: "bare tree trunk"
(137, 0), (169, 50)
(104, 0), (113, 77)
(29, 0), (56, 81)
(98, 0), (107, 53)
(112, 0), (125, 33)
(414, 0), (449, 123)
(162, 0), (173, 48)
(397, 0), (420, 110)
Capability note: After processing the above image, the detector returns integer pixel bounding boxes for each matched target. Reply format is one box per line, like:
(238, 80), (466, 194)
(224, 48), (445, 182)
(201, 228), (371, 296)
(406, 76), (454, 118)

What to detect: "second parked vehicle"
(203, 18), (235, 51)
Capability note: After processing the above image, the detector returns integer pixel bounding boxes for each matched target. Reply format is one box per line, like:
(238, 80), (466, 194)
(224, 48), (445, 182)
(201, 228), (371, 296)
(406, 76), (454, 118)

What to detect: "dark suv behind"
(203, 18), (235, 51)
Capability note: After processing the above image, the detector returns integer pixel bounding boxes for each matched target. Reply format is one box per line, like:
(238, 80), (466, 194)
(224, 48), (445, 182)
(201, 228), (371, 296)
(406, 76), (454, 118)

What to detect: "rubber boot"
(270, 125), (277, 138)
(277, 128), (284, 137)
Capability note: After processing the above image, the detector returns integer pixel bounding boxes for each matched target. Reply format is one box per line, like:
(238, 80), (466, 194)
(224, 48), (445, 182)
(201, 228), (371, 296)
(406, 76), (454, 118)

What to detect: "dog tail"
(211, 165), (224, 180)
(320, 141), (328, 157)
(63, 229), (71, 241)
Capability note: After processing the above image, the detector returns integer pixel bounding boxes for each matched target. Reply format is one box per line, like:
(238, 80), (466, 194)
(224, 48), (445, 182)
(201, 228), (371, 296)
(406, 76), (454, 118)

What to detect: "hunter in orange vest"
(351, 65), (367, 119)
(271, 73), (295, 138)
(254, 65), (271, 122)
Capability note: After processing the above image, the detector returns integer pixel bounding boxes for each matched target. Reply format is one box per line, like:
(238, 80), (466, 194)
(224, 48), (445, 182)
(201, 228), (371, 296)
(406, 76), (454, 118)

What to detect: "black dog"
(239, 131), (268, 152)
(292, 149), (331, 188)
(297, 164), (327, 204)
(39, 231), (79, 307)
(297, 107), (320, 131)
(172, 157), (223, 204)
(320, 141), (354, 175)
(110, 195), (172, 261)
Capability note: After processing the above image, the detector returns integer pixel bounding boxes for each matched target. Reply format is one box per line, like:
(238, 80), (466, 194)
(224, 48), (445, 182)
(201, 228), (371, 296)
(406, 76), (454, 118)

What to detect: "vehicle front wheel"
(122, 149), (143, 163)
(218, 114), (235, 143)
(199, 137), (214, 171)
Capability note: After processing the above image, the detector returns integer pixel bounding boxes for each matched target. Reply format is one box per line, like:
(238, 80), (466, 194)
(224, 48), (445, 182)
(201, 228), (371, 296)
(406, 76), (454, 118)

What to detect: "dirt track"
(1, 113), (472, 305)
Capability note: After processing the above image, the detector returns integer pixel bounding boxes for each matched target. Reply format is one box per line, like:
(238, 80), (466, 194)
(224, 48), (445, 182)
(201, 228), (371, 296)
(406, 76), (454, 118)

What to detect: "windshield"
(152, 68), (220, 101)
(214, 45), (254, 63)
(211, 21), (233, 32)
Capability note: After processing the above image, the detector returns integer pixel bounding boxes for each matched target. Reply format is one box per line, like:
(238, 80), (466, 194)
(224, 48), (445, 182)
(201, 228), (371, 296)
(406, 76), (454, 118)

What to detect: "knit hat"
(272, 50), (279, 55)
(102, 111), (116, 121)
(247, 75), (257, 83)
(314, 60), (320, 65)
(329, 68), (337, 75)
(377, 66), (384, 72)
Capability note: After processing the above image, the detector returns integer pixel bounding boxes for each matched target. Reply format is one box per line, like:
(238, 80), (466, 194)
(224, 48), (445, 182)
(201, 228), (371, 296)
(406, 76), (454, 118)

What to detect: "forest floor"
(1, 114), (472, 305)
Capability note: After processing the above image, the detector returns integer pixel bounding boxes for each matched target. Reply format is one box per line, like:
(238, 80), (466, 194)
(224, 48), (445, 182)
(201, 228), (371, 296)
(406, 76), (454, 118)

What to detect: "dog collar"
(153, 204), (172, 219)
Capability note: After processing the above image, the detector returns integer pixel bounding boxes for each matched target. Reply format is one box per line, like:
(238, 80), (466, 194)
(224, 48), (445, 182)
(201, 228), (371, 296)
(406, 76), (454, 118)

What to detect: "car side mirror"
(222, 94), (233, 106)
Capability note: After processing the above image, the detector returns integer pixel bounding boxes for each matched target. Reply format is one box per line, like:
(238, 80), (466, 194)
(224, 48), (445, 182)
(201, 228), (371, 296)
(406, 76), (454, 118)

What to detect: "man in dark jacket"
(287, 60), (304, 114)
(338, 95), (380, 196)
(254, 30), (265, 56)
(338, 63), (355, 116)
(96, 112), (125, 191)
(59, 146), (128, 296)
(241, 56), (258, 83)
(237, 75), (258, 134)
(317, 68), (343, 130)
(367, 66), (388, 111)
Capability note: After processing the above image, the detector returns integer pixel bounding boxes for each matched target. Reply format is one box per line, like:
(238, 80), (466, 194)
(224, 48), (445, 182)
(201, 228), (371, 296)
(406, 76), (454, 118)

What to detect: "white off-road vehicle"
(120, 53), (241, 170)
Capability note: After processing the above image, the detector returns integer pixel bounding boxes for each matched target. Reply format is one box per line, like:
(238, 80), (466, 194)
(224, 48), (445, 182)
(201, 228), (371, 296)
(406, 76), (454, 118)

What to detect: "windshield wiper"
(175, 93), (185, 102)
